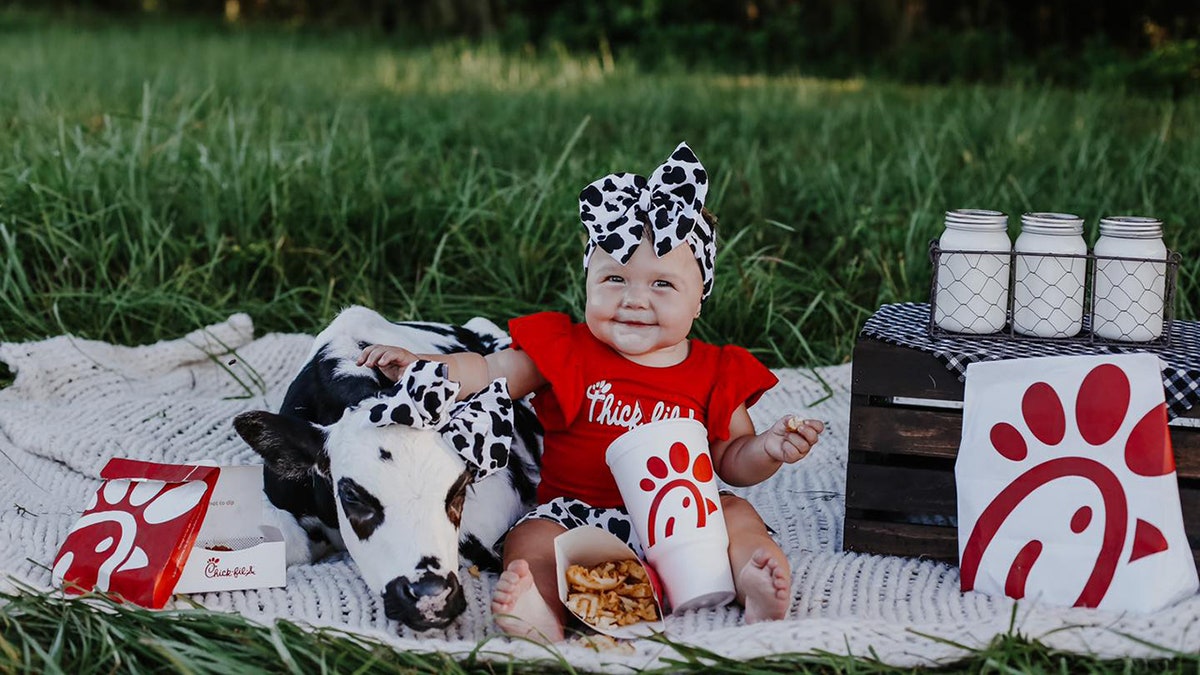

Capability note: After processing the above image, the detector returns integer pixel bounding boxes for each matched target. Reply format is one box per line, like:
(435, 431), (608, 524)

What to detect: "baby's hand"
(357, 344), (419, 382)
(763, 416), (824, 464)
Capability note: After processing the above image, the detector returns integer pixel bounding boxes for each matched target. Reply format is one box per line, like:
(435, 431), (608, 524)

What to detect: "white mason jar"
(934, 209), (1011, 334)
(1093, 216), (1168, 342)
(1012, 212), (1087, 338)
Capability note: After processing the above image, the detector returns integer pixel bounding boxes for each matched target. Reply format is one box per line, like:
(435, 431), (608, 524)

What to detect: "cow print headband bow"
(362, 360), (515, 481)
(579, 142), (715, 299)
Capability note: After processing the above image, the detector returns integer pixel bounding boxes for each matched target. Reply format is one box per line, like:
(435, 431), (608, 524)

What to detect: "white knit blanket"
(1, 315), (1197, 670)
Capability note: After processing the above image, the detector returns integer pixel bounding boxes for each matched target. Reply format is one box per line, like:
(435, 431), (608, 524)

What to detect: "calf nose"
(383, 571), (466, 630)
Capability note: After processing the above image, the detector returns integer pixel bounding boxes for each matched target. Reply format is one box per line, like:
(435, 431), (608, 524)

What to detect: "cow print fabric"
(517, 497), (643, 555)
(367, 360), (458, 428)
(441, 379), (514, 481)
(362, 360), (515, 481)
(579, 141), (716, 299)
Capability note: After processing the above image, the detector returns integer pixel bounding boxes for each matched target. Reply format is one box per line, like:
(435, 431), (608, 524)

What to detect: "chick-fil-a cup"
(605, 418), (735, 612)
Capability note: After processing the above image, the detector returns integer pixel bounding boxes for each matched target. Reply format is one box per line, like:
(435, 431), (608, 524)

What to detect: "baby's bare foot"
(491, 559), (563, 642)
(738, 548), (791, 623)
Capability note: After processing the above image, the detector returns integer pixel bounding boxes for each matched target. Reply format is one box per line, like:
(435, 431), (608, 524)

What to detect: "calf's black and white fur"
(233, 306), (541, 631)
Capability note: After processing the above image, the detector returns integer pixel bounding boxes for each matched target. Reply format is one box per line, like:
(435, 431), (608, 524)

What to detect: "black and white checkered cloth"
(861, 302), (1200, 420)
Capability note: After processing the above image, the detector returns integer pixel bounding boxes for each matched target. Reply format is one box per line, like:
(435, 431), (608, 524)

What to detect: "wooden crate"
(845, 336), (1200, 565)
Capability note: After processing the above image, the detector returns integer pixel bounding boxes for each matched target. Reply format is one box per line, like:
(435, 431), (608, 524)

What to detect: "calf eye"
(444, 471), (472, 528)
(337, 477), (385, 541)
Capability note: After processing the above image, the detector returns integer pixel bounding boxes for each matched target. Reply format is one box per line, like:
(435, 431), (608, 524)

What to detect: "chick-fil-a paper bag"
(956, 353), (1197, 611)
(52, 459), (220, 608)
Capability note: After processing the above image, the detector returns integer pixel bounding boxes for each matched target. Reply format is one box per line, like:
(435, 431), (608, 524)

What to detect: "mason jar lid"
(1020, 211), (1084, 235)
(945, 208), (1008, 231)
(1099, 215), (1163, 239)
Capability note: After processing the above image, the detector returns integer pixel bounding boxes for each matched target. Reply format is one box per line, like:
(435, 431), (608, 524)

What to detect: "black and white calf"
(232, 306), (541, 630)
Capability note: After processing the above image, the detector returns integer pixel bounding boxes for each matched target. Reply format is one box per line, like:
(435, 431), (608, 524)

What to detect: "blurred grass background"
(2, 14), (1197, 374)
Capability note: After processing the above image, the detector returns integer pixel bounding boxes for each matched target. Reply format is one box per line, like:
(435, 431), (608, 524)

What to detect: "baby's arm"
(710, 405), (823, 486)
(357, 344), (546, 400)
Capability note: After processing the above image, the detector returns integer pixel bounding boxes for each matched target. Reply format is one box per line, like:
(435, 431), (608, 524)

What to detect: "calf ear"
(233, 411), (328, 479)
(439, 378), (515, 480)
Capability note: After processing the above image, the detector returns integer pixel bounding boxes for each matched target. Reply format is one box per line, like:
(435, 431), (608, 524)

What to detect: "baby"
(358, 142), (823, 641)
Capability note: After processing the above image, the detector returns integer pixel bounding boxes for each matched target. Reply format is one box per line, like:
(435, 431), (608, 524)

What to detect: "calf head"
(234, 361), (513, 630)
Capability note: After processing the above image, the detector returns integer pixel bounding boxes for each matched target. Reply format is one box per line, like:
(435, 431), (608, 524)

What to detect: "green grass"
(2, 13), (1200, 674)
(3, 586), (1197, 674)
(2, 15), (1197, 369)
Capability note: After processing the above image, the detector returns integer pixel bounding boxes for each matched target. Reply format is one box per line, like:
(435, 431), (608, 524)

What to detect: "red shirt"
(509, 312), (778, 508)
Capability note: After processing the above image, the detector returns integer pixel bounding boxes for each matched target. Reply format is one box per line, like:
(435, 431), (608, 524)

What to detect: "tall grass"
(2, 16), (1197, 368)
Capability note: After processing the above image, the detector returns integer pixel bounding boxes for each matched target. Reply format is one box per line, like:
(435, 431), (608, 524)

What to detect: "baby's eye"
(605, 275), (624, 283)
(653, 280), (675, 289)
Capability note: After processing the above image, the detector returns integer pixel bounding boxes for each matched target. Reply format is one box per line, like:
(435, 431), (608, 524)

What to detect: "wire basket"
(927, 240), (1182, 345)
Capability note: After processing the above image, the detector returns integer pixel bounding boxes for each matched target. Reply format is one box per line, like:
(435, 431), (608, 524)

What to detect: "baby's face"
(584, 242), (704, 367)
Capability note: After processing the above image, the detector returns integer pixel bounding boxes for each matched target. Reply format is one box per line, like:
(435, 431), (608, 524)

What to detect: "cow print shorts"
(516, 497), (646, 556)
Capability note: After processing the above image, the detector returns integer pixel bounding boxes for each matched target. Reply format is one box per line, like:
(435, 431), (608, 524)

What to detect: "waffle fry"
(566, 561), (623, 591)
(785, 417), (831, 433)
(565, 560), (659, 629)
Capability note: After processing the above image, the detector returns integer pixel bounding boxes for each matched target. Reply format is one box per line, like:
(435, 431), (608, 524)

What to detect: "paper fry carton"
(554, 527), (665, 639)
(175, 464), (285, 594)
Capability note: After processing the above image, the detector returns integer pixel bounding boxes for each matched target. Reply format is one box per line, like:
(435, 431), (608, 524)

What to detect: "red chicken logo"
(52, 461), (219, 608)
(960, 363), (1175, 607)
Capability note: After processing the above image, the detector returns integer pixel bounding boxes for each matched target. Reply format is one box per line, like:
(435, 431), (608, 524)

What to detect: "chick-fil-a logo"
(638, 441), (720, 547)
(204, 557), (257, 579)
(52, 463), (218, 608)
(960, 363), (1175, 607)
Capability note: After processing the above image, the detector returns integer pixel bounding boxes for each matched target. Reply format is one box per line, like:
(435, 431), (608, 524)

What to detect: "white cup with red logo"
(606, 418), (735, 612)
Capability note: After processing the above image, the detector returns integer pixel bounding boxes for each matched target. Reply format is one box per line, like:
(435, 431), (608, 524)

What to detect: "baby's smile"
(584, 243), (703, 367)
